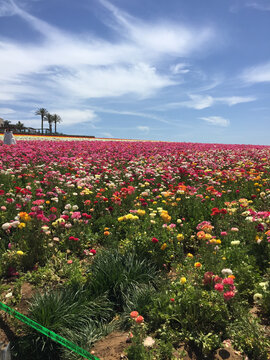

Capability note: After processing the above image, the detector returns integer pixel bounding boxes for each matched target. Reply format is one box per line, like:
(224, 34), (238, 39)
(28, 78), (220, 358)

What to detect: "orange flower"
(104, 231), (110, 236)
(130, 311), (139, 319)
(197, 231), (206, 239)
(194, 262), (202, 268)
(135, 315), (144, 324)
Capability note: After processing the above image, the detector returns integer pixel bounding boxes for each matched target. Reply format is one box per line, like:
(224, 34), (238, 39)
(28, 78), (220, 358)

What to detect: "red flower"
(203, 271), (214, 285)
(90, 249), (96, 255)
(151, 237), (159, 243)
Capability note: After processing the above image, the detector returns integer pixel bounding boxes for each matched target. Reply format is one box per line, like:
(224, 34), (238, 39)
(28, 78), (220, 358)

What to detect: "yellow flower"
(46, 200), (50, 204)
(160, 243), (167, 251)
(180, 277), (187, 284)
(194, 262), (202, 268)
(118, 216), (124, 222)
(204, 233), (212, 240)
(187, 253), (193, 258)
(137, 209), (146, 216)
(16, 250), (24, 256)
(18, 222), (26, 229)
(177, 234), (184, 241)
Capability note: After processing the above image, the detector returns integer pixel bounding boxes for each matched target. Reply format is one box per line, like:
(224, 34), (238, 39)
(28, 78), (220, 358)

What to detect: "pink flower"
(222, 277), (234, 285)
(223, 291), (235, 301)
(220, 231), (227, 236)
(67, 260), (73, 264)
(90, 249), (96, 255)
(214, 283), (224, 292)
(71, 211), (81, 219)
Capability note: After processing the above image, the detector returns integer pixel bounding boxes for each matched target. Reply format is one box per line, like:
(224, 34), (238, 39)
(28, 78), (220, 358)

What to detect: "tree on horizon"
(16, 121), (24, 131)
(45, 113), (54, 134)
(51, 114), (62, 133)
(35, 108), (48, 134)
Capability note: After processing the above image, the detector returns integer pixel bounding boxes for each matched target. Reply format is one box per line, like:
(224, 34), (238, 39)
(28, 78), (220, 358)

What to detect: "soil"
(0, 282), (34, 346)
(90, 331), (244, 360)
(90, 331), (130, 360)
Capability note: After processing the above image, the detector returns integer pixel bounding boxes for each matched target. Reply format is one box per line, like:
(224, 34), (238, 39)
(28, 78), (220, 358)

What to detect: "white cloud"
(216, 96), (256, 106)
(98, 132), (113, 138)
(242, 62), (270, 83)
(53, 63), (174, 99)
(200, 116), (230, 127)
(170, 63), (190, 75)
(164, 94), (255, 110)
(0, 107), (15, 114)
(51, 109), (98, 126)
(0, 0), (17, 16)
(0, 0), (216, 106)
(137, 125), (150, 132)
(246, 2), (270, 11)
(93, 107), (170, 124)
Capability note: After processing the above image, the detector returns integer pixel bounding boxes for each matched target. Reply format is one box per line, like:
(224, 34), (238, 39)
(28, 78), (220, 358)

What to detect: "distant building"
(0, 118), (4, 127)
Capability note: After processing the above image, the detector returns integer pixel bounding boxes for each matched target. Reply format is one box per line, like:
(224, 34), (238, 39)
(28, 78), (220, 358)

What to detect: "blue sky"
(0, 0), (270, 144)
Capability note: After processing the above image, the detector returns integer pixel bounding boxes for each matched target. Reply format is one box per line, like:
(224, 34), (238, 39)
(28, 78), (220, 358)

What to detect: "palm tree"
(15, 121), (24, 132)
(3, 120), (11, 127)
(45, 113), (53, 134)
(51, 114), (62, 133)
(35, 108), (48, 134)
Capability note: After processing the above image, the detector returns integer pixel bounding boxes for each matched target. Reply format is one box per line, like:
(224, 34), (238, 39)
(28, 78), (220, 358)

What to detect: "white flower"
(221, 268), (233, 276)
(253, 293), (263, 301)
(72, 205), (79, 210)
(11, 221), (20, 228)
(259, 282), (268, 291)
(143, 336), (155, 348)
(2, 223), (11, 230)
(231, 240), (240, 246)
(65, 204), (72, 210)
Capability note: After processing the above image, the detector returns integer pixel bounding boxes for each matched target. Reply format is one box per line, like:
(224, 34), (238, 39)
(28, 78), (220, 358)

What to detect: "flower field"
(0, 138), (270, 359)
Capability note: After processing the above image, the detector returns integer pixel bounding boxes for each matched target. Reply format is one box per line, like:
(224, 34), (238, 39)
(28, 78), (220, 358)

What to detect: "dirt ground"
(90, 331), (244, 360)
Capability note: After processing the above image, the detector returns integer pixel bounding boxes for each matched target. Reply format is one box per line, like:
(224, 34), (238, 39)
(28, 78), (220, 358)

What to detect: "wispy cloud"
(0, 107), (15, 114)
(98, 0), (215, 57)
(93, 107), (170, 124)
(200, 116), (230, 127)
(216, 96), (256, 106)
(50, 109), (98, 126)
(137, 125), (150, 133)
(170, 63), (190, 75)
(241, 62), (270, 83)
(246, 1), (270, 11)
(164, 94), (255, 110)
(0, 0), (216, 107)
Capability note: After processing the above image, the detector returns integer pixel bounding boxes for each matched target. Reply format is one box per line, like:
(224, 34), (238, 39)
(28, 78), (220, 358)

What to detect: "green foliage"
(11, 286), (114, 360)
(228, 314), (270, 360)
(85, 249), (160, 310)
